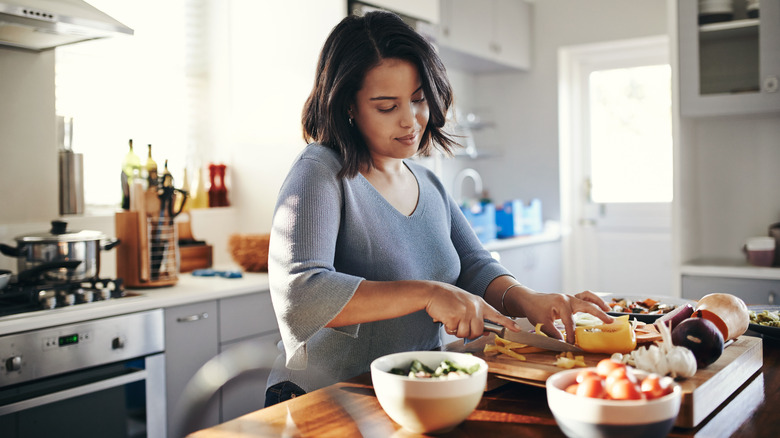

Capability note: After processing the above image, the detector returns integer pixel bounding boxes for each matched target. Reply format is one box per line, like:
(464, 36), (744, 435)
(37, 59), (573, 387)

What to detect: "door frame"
(558, 35), (673, 294)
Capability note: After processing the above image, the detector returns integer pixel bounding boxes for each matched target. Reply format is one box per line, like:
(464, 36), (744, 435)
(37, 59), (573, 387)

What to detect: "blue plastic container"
(495, 199), (543, 237)
(460, 202), (497, 243)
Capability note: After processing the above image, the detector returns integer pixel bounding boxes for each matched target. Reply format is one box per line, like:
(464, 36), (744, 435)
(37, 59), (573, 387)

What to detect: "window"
(56, 0), (208, 208)
(588, 64), (673, 203)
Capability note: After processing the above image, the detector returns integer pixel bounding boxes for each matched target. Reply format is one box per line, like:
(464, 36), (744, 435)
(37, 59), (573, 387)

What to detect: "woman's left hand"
(513, 290), (613, 344)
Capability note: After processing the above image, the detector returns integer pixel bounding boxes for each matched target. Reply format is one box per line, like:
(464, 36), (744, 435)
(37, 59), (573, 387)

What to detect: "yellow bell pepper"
(575, 315), (636, 354)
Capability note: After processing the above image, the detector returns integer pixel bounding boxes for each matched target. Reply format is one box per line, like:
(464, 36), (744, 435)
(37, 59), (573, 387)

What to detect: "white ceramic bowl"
(370, 351), (487, 434)
(546, 367), (681, 438)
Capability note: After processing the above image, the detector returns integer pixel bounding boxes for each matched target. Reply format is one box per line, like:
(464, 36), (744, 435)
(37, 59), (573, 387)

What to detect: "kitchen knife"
(483, 320), (584, 353)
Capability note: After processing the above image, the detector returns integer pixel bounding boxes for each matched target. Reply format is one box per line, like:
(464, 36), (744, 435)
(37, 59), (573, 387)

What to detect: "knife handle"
(482, 321), (506, 337)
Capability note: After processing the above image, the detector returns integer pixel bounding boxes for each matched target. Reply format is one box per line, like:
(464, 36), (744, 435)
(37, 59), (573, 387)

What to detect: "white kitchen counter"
(482, 221), (561, 252)
(0, 272), (269, 336)
(681, 258), (780, 280)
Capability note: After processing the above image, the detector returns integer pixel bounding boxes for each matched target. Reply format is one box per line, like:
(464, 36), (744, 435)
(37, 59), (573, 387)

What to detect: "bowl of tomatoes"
(546, 358), (681, 438)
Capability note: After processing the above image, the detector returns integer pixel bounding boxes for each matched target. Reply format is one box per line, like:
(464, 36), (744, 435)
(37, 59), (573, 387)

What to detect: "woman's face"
(351, 58), (429, 162)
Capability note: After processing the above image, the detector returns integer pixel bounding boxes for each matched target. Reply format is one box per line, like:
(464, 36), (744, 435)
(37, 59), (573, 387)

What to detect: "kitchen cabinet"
(437, 0), (531, 72)
(165, 291), (280, 437)
(165, 300), (220, 438)
(677, 0), (780, 116)
(218, 293), (281, 421)
(352, 0), (439, 23)
(682, 274), (779, 305)
(494, 241), (562, 293)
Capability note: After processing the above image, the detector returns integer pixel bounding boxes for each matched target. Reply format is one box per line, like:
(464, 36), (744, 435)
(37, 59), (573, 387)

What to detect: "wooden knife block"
(115, 211), (179, 288)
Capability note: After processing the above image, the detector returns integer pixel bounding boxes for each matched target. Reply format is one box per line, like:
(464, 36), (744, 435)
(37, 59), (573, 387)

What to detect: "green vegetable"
(749, 310), (780, 327)
(389, 357), (480, 379)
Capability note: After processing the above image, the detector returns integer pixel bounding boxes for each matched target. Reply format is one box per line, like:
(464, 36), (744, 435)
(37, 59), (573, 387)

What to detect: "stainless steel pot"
(0, 220), (120, 282)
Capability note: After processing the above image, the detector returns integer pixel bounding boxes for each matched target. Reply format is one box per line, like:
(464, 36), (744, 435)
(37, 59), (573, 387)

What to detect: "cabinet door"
(438, 0), (530, 72)
(219, 331), (282, 422)
(219, 292), (277, 344)
(440, 0), (492, 56)
(495, 242), (562, 293)
(492, 0), (531, 69)
(165, 300), (220, 438)
(678, 0), (780, 116)
(681, 275), (780, 304)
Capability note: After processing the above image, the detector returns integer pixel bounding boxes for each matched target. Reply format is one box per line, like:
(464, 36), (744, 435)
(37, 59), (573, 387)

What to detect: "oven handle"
(0, 368), (148, 415)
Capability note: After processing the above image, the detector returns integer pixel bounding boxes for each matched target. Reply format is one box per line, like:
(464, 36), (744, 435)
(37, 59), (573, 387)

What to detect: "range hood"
(0, 0), (133, 51)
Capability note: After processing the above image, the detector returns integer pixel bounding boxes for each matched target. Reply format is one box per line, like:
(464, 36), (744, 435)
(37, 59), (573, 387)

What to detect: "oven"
(0, 309), (165, 438)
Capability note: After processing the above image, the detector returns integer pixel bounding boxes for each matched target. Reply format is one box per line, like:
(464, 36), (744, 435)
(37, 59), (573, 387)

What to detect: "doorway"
(559, 36), (674, 297)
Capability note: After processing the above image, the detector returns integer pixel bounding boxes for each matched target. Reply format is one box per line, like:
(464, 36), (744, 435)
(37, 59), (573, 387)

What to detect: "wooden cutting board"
(458, 334), (763, 428)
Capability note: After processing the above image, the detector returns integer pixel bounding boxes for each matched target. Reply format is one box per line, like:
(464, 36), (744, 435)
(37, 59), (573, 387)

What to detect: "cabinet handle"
(177, 312), (209, 323)
(764, 76), (778, 93)
(769, 292), (776, 305)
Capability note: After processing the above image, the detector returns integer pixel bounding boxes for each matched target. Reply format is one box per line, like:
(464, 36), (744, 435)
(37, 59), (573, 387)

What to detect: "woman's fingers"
(571, 293), (614, 324)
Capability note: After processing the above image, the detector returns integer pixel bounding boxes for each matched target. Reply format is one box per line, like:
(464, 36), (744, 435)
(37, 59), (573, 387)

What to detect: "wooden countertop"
(189, 333), (780, 438)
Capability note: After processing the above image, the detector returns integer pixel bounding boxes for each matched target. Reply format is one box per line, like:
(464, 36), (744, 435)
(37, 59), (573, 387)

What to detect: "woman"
(266, 10), (612, 407)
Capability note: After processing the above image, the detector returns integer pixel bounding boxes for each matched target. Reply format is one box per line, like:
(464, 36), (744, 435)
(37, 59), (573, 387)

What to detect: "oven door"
(0, 353), (165, 438)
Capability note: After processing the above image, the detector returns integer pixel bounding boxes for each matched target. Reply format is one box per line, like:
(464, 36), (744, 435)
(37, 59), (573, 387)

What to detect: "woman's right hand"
(424, 281), (521, 339)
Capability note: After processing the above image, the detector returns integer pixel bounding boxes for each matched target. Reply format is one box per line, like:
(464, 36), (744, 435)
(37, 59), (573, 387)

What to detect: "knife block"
(115, 211), (179, 288)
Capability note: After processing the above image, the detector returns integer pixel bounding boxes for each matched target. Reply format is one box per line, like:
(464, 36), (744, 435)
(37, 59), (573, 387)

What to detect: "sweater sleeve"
(448, 193), (513, 297)
(268, 152), (364, 370)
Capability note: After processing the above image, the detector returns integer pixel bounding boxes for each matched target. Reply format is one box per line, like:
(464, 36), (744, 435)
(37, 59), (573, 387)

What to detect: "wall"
(0, 49), (58, 224)
(0, 0), (346, 274)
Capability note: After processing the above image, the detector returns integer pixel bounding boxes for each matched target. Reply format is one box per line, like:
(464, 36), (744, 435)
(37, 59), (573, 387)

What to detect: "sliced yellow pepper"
(574, 314), (636, 354)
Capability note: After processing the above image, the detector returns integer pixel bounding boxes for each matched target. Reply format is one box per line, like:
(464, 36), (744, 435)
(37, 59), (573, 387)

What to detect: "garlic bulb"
(618, 320), (697, 379)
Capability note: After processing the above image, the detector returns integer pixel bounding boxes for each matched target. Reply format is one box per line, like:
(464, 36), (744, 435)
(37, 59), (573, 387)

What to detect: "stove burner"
(0, 277), (128, 317)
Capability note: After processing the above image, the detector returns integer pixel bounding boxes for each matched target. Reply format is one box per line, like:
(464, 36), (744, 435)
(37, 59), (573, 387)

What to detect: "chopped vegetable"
(608, 297), (678, 315)
(555, 351), (587, 369)
(749, 309), (780, 327)
(574, 315), (637, 354)
(390, 358), (480, 379)
(483, 335), (546, 361)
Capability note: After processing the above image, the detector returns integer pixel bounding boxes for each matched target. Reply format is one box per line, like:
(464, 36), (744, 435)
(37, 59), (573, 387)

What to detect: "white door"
(559, 36), (674, 297)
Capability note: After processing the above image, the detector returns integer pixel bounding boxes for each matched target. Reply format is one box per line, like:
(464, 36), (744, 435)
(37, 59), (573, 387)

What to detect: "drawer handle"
(177, 312), (209, 323)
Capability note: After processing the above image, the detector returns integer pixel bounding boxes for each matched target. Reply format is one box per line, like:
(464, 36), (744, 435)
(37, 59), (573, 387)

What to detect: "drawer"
(681, 275), (780, 305)
(219, 292), (278, 343)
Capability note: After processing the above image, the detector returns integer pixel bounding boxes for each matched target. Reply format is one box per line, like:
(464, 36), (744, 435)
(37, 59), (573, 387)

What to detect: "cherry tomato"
(605, 366), (638, 392)
(641, 374), (671, 400)
(576, 376), (607, 399)
(565, 383), (579, 394)
(575, 369), (600, 383)
(596, 358), (625, 377)
(606, 377), (643, 400)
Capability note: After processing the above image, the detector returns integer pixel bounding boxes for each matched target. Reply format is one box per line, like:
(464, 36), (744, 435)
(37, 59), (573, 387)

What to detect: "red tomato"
(641, 374), (671, 400)
(576, 376), (607, 399)
(605, 366), (638, 392)
(596, 358), (625, 377)
(575, 369), (600, 383)
(607, 378), (644, 400)
(565, 383), (579, 394)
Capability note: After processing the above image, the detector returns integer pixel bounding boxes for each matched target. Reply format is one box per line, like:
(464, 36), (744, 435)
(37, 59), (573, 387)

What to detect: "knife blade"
(483, 320), (584, 353)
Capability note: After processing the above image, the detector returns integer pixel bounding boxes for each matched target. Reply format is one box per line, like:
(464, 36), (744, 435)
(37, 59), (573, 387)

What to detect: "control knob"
(5, 356), (22, 372)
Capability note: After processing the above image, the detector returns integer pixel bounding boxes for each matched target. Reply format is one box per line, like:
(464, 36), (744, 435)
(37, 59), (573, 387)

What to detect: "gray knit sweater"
(267, 144), (511, 392)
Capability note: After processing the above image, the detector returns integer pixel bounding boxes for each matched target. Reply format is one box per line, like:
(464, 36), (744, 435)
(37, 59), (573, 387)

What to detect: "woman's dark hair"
(302, 10), (458, 178)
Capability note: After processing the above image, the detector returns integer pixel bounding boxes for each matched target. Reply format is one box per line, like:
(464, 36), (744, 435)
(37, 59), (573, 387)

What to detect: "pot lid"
(15, 220), (107, 243)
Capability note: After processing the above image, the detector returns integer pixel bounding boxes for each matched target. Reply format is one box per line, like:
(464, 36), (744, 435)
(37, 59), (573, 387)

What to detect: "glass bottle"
(120, 139), (141, 209)
(145, 144), (158, 188)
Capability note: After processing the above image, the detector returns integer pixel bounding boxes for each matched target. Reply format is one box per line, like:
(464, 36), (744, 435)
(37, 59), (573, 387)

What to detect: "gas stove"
(0, 277), (132, 317)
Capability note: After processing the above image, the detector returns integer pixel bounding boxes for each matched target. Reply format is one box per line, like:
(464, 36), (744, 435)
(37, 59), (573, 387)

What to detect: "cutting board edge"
(674, 336), (763, 428)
